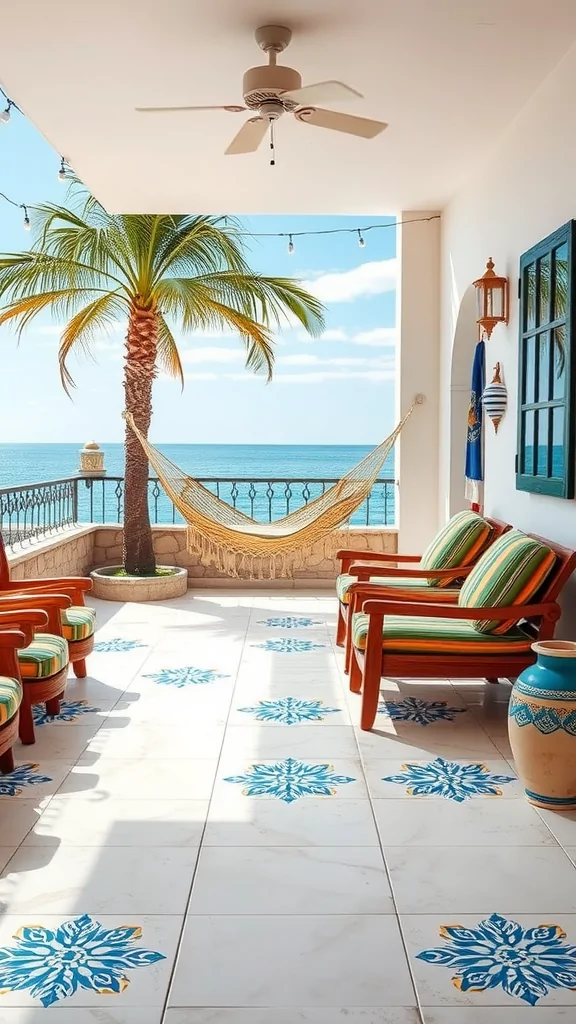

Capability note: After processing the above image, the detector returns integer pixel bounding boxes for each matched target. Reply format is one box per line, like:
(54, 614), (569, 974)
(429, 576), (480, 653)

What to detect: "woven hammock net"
(124, 402), (416, 579)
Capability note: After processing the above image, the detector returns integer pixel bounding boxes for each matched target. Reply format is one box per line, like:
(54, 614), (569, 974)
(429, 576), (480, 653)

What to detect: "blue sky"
(0, 110), (396, 445)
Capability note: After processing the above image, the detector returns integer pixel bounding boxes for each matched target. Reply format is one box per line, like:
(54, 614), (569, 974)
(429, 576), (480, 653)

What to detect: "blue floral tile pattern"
(382, 757), (516, 802)
(224, 756), (356, 803)
(417, 913), (576, 1005)
(0, 914), (165, 1007)
(0, 763), (52, 797)
(94, 639), (147, 653)
(238, 697), (341, 725)
(143, 666), (229, 688)
(378, 696), (467, 726)
(257, 616), (324, 628)
(33, 699), (101, 726)
(251, 638), (327, 653)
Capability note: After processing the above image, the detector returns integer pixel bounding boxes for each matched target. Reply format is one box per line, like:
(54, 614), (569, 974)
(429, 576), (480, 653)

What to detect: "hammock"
(124, 399), (419, 579)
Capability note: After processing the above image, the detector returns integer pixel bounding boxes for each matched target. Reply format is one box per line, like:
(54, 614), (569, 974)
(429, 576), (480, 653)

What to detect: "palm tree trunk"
(123, 305), (158, 574)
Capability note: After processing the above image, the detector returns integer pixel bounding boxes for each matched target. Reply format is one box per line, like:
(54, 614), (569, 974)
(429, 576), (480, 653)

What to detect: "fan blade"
(296, 107), (387, 139)
(136, 105), (245, 113)
(225, 117), (269, 155)
(281, 80), (363, 105)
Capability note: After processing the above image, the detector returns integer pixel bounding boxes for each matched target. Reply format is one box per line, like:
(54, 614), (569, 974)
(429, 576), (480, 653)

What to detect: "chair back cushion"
(458, 529), (556, 634)
(419, 510), (493, 587)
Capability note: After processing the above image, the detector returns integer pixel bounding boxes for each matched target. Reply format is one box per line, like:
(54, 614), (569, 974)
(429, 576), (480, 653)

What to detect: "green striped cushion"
(336, 572), (460, 605)
(458, 529), (556, 635)
(62, 606), (96, 642)
(351, 611), (532, 654)
(18, 634), (69, 679)
(419, 511), (493, 587)
(0, 676), (21, 724)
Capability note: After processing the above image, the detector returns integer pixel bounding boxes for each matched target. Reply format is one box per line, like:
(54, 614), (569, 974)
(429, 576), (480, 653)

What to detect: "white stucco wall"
(440, 42), (576, 626)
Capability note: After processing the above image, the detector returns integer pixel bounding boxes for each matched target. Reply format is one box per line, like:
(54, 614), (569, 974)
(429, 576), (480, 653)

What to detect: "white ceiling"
(2, 0), (576, 214)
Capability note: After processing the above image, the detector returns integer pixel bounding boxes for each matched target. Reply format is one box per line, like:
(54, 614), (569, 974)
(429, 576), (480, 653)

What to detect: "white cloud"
(272, 370), (395, 384)
(302, 259), (397, 303)
(353, 327), (397, 347)
(183, 372), (219, 381)
(181, 346), (244, 365)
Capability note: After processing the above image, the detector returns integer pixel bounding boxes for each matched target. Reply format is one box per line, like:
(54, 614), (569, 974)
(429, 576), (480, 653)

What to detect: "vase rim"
(532, 640), (576, 658)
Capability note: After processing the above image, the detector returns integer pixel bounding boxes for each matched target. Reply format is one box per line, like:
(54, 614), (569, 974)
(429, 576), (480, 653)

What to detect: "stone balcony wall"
(6, 523), (398, 587)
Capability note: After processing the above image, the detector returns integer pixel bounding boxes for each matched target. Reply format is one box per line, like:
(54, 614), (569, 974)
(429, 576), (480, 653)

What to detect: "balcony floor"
(0, 590), (575, 1021)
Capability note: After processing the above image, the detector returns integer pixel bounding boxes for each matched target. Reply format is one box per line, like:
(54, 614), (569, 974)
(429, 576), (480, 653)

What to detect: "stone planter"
(508, 640), (576, 810)
(90, 565), (188, 602)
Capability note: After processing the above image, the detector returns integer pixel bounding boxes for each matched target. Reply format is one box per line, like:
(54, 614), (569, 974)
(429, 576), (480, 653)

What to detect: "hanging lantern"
(482, 362), (508, 433)
(473, 258), (509, 339)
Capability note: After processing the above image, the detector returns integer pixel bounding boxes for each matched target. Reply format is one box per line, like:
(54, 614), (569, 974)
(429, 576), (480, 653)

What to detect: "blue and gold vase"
(508, 640), (576, 809)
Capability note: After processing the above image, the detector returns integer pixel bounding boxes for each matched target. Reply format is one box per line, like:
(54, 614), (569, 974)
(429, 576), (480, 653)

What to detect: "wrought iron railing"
(0, 474), (396, 548)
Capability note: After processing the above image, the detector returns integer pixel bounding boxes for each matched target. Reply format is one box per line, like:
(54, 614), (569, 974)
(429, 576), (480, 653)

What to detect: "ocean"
(0, 443), (396, 527)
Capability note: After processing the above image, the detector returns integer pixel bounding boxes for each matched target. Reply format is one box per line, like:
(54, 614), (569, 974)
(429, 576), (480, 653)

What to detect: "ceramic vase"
(508, 640), (576, 809)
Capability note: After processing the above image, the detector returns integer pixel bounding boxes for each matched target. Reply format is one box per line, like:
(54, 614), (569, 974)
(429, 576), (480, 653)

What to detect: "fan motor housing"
(243, 65), (302, 112)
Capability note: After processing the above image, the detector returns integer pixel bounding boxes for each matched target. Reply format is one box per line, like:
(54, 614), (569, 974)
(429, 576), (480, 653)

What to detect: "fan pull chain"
(269, 120), (276, 166)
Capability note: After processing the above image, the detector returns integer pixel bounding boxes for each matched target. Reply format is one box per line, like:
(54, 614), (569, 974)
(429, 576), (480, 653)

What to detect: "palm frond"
(58, 291), (127, 393)
(156, 314), (184, 388)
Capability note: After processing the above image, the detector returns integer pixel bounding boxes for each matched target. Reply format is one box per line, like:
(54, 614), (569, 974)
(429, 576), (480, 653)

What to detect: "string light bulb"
(0, 101), (12, 124)
(22, 205), (30, 230)
(357, 229), (365, 248)
(287, 234), (294, 254)
(58, 157), (67, 181)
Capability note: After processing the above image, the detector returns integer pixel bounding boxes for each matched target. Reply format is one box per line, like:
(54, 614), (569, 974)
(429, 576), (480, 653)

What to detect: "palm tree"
(0, 185), (325, 574)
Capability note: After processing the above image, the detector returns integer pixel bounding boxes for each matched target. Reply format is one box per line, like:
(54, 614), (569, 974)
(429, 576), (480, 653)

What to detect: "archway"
(449, 285), (478, 516)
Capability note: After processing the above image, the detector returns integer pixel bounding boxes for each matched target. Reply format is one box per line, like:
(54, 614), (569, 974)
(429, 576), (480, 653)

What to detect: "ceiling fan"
(136, 25), (387, 161)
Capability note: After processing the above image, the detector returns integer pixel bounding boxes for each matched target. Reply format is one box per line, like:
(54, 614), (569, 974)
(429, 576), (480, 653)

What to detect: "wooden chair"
(348, 534), (576, 731)
(0, 593), (72, 745)
(0, 535), (95, 678)
(335, 516), (510, 660)
(0, 614), (46, 773)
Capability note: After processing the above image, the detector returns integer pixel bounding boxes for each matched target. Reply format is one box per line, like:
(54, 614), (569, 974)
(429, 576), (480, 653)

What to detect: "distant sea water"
(0, 443), (396, 527)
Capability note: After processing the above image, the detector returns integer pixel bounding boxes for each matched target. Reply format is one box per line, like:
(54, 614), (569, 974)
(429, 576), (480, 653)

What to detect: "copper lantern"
(473, 258), (509, 339)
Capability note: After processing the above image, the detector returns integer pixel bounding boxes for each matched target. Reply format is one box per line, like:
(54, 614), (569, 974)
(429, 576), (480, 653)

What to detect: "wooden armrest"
(0, 608), (49, 644)
(348, 563), (471, 581)
(337, 549), (420, 563)
(0, 628), (28, 649)
(4, 577), (92, 592)
(361, 598), (561, 623)
(0, 593), (72, 610)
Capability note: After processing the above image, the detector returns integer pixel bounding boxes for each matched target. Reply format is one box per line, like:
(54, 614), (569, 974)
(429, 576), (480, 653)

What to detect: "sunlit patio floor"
(0, 589), (575, 1022)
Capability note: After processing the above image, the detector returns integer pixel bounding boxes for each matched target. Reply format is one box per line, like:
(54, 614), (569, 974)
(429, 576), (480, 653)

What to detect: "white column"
(396, 210), (441, 552)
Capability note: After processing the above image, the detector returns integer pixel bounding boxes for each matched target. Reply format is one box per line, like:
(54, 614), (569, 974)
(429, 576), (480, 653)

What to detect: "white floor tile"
(203, 796), (380, 846)
(23, 797), (209, 847)
(372, 798), (558, 846)
(169, 915), (416, 1007)
(0, 1009), (163, 1022)
(0, 913), (182, 1007)
(537, 809), (576, 847)
(220, 725), (359, 760)
(14, 725), (98, 761)
(213, 757), (367, 802)
(422, 1011), (575, 1022)
(385, 846), (576, 914)
(0, 845), (199, 915)
(165, 1011), (421, 1023)
(0, 802), (42, 845)
(356, 727), (500, 759)
(56, 758), (218, 800)
(189, 846), (393, 914)
(86, 723), (226, 760)
(0, 761), (75, 802)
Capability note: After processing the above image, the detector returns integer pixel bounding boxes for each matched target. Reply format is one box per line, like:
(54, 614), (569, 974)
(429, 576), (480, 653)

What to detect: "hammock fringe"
(125, 401), (418, 580)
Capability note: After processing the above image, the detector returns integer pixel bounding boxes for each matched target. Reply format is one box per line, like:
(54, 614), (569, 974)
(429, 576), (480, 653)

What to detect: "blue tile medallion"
(382, 757), (516, 802)
(417, 913), (576, 1005)
(94, 638), (147, 653)
(256, 616), (324, 628)
(143, 666), (229, 688)
(378, 696), (467, 726)
(223, 756), (356, 802)
(0, 763), (52, 797)
(0, 914), (165, 1007)
(237, 697), (341, 725)
(33, 699), (101, 726)
(251, 638), (327, 653)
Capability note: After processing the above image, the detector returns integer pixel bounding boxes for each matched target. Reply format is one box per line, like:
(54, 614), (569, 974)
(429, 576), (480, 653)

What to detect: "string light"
(0, 192), (32, 231)
(0, 100), (12, 124)
(357, 228), (365, 247)
(287, 234), (294, 254)
(22, 206), (30, 230)
(58, 157), (67, 181)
